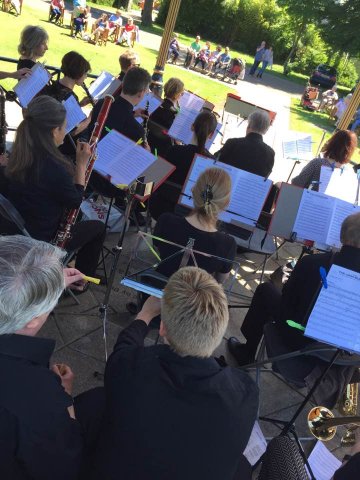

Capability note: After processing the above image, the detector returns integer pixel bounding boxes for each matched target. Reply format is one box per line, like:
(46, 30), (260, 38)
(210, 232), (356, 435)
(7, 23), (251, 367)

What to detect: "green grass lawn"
(290, 97), (360, 162)
(0, 3), (236, 110)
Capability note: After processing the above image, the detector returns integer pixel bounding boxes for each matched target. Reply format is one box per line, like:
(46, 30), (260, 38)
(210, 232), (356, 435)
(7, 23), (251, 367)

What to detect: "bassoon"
(53, 94), (114, 249)
(0, 87), (7, 155)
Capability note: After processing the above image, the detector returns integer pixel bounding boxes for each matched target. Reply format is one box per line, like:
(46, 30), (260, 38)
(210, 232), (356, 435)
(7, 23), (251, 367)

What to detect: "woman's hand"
(76, 141), (91, 168)
(11, 68), (31, 80)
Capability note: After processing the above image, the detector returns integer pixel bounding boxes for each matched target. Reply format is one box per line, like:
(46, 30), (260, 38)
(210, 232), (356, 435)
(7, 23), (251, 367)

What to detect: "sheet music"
(168, 108), (199, 144)
(243, 422), (267, 466)
(95, 130), (157, 185)
(88, 71), (121, 100)
(282, 131), (312, 161)
(179, 91), (204, 111)
(293, 190), (335, 243)
(136, 92), (162, 125)
(14, 63), (51, 108)
(326, 199), (360, 248)
(305, 265), (360, 353)
(323, 167), (359, 203)
(224, 170), (272, 227)
(63, 95), (87, 134)
(307, 441), (342, 480)
(319, 165), (333, 193)
(180, 155), (272, 227)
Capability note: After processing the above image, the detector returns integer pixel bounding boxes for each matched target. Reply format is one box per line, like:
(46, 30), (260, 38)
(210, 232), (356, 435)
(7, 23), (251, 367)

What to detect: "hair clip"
(201, 184), (213, 205)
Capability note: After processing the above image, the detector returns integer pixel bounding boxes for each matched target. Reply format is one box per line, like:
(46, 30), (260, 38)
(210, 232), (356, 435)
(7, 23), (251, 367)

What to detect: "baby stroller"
(222, 58), (245, 84)
(300, 83), (319, 111)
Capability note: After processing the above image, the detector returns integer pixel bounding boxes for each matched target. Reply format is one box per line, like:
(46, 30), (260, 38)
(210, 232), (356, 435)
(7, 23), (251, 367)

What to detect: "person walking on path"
(249, 40), (265, 76)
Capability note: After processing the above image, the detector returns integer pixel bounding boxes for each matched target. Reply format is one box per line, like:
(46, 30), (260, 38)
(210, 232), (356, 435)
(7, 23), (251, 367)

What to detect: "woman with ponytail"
(153, 167), (236, 283)
(149, 110), (217, 220)
(6, 95), (105, 284)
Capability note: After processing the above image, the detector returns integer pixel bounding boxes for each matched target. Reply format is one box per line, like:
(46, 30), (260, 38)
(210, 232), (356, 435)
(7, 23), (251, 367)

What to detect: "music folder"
(63, 95), (86, 134)
(14, 62), (51, 108)
(95, 129), (175, 200)
(179, 154), (273, 233)
(305, 265), (360, 354)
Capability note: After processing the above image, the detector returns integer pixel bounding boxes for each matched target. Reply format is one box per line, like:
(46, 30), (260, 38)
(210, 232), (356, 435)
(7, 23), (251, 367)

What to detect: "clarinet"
(82, 82), (96, 108)
(53, 94), (115, 249)
(142, 100), (150, 146)
(0, 87), (7, 155)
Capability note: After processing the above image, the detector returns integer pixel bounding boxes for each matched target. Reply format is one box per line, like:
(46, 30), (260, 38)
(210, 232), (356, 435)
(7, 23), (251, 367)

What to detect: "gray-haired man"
(0, 235), (84, 480)
(216, 109), (275, 178)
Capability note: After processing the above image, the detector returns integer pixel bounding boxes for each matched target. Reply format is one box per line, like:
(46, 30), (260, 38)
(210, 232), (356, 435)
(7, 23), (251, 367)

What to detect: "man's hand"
(63, 267), (85, 290)
(135, 296), (161, 325)
(51, 363), (74, 395)
(133, 108), (149, 119)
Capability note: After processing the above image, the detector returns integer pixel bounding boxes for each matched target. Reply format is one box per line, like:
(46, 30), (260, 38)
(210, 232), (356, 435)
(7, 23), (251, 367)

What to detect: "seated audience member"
(73, 7), (87, 37)
(291, 130), (357, 191)
(0, 235), (84, 479)
(206, 44), (222, 73)
(228, 212), (360, 366)
(108, 9), (123, 35)
(0, 67), (30, 80)
(116, 17), (137, 47)
(147, 77), (184, 156)
(17, 25), (49, 70)
(154, 168), (237, 281)
(43, 51), (92, 155)
(50, 0), (64, 23)
(216, 110), (274, 177)
(117, 49), (140, 82)
(89, 13), (109, 44)
(319, 85), (338, 112)
(6, 96), (105, 281)
(194, 41), (211, 71)
(184, 35), (201, 68)
(85, 267), (258, 480)
(149, 110), (217, 220)
(213, 46), (231, 74)
(334, 94), (352, 125)
(168, 32), (180, 63)
(72, 0), (86, 19)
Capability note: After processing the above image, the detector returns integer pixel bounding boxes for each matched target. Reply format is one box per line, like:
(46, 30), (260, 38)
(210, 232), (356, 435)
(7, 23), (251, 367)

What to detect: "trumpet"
(308, 406), (360, 442)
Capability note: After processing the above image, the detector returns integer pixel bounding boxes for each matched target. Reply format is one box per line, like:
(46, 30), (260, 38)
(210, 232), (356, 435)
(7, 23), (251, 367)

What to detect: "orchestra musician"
(117, 49), (140, 82)
(147, 77), (184, 157)
(153, 167), (237, 283)
(5, 96), (105, 286)
(43, 51), (92, 155)
(17, 25), (49, 70)
(149, 110), (217, 220)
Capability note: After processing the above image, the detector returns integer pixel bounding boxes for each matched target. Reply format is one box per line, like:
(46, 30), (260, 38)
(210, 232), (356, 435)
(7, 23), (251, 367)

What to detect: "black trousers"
(67, 220), (105, 276)
(241, 282), (281, 357)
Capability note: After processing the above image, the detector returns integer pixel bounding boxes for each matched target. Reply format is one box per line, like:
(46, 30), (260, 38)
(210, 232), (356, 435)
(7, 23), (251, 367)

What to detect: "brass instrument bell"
(308, 406), (360, 442)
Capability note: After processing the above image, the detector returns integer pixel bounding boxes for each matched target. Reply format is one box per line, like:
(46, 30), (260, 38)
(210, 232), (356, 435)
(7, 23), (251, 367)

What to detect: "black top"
(147, 98), (178, 157)
(43, 80), (79, 103)
(216, 132), (275, 178)
(87, 95), (144, 143)
(17, 58), (36, 70)
(334, 453), (360, 479)
(150, 98), (178, 130)
(90, 320), (258, 480)
(7, 156), (83, 241)
(149, 144), (213, 220)
(278, 245), (360, 350)
(153, 212), (237, 278)
(0, 334), (83, 480)
(117, 71), (125, 82)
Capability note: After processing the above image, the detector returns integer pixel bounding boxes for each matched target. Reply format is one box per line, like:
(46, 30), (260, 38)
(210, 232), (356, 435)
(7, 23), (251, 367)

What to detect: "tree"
(277, 0), (327, 74)
(141, 0), (153, 27)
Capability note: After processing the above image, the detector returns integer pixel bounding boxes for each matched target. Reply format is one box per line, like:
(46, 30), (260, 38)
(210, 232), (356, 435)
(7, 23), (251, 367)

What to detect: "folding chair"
(2, 0), (20, 15)
(48, 4), (65, 26)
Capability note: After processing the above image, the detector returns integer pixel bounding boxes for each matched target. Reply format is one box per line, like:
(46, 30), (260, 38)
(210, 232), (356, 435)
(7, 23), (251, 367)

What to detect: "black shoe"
(228, 337), (254, 366)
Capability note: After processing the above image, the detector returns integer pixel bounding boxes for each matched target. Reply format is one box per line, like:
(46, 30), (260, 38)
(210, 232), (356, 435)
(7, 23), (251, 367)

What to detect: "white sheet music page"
(305, 265), (360, 353)
(95, 130), (156, 185)
(205, 122), (222, 151)
(243, 422), (267, 466)
(293, 190), (335, 243)
(225, 170), (272, 227)
(307, 441), (341, 480)
(323, 167), (359, 203)
(179, 91), (204, 111)
(136, 92), (162, 125)
(319, 165), (333, 194)
(326, 199), (360, 248)
(63, 95), (87, 134)
(168, 108), (199, 144)
(88, 71), (119, 100)
(14, 63), (51, 108)
(282, 131), (312, 161)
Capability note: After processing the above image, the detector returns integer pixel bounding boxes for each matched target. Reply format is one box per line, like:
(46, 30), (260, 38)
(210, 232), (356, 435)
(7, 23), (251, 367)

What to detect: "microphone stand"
(98, 178), (153, 360)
